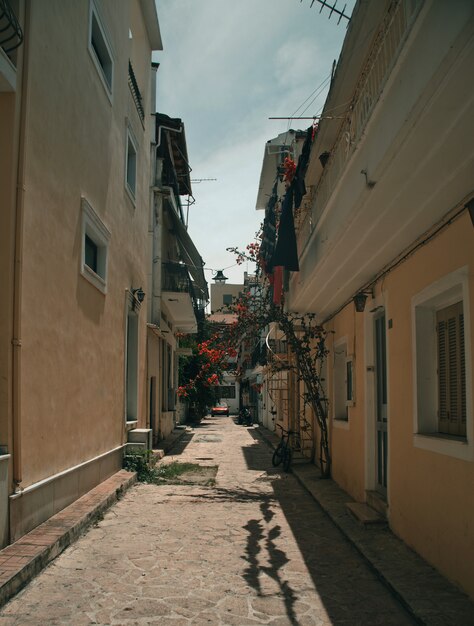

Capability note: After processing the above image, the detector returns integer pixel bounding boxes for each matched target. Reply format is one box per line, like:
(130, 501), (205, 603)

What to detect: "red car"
(211, 402), (229, 416)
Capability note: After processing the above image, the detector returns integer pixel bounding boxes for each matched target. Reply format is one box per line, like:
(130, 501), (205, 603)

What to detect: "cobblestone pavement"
(0, 416), (416, 625)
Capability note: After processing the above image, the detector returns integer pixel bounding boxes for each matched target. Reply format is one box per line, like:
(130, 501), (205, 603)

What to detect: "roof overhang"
(140, 0), (163, 51)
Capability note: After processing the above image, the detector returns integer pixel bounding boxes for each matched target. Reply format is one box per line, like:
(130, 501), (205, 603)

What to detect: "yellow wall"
(384, 212), (474, 597)
(15, 0), (152, 487)
(327, 305), (366, 501)
(326, 212), (474, 597)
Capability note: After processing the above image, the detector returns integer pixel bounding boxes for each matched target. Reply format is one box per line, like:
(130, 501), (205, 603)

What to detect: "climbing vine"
(178, 241), (332, 477)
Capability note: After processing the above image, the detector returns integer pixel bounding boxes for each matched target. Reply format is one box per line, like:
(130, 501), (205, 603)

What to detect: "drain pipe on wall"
(12, 0), (32, 491)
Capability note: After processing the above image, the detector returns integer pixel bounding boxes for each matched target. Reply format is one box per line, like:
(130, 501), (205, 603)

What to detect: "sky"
(153, 0), (355, 286)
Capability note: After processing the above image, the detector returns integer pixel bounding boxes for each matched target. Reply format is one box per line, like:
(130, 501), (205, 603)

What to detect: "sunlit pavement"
(0, 415), (424, 625)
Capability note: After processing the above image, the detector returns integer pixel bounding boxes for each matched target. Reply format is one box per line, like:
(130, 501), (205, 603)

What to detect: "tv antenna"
(301, 0), (351, 24)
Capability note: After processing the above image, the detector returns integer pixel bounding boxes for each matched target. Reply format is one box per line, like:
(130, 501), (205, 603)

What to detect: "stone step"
(366, 490), (388, 518)
(346, 502), (387, 526)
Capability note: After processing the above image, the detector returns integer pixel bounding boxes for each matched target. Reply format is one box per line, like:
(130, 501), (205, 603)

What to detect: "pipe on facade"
(149, 147), (166, 328)
(12, 0), (31, 489)
(156, 123), (182, 149)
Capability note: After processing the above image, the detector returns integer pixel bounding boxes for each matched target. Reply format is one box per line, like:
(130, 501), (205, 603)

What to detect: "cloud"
(154, 0), (356, 285)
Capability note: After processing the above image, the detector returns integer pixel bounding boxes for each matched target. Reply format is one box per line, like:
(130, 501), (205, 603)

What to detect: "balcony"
(0, 0), (22, 59)
(297, 0), (423, 253)
(289, 0), (474, 319)
(0, 0), (22, 91)
(162, 262), (197, 333)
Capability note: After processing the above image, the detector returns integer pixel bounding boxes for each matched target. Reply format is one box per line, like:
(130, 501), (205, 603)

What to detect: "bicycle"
(271, 424), (299, 472)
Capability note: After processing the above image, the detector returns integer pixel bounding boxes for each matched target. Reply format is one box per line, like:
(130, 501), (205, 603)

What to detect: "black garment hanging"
(271, 185), (299, 272)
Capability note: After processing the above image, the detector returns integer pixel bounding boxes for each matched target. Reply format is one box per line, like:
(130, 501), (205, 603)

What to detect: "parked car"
(211, 401), (229, 416)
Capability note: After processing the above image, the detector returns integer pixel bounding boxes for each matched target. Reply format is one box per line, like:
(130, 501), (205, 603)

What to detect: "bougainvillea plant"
(178, 240), (331, 478)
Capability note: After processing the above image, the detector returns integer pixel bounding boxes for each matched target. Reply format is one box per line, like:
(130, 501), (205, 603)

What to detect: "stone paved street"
(0, 416), (415, 625)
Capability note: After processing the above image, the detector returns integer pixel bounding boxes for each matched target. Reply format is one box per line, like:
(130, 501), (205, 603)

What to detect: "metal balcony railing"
(0, 0), (23, 60)
(162, 262), (191, 294)
(128, 60), (144, 121)
(297, 0), (423, 250)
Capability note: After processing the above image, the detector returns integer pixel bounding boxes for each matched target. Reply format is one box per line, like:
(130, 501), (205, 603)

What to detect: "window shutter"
(437, 316), (449, 432)
(437, 302), (466, 437)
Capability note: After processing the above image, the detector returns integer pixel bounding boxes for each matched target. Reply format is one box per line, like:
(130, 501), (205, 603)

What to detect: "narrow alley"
(0, 416), (415, 625)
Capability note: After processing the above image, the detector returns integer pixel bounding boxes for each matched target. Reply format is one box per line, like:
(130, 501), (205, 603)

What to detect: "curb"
(0, 469), (136, 609)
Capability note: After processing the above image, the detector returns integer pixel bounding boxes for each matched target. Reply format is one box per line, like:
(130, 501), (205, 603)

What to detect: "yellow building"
(0, 0), (161, 544)
(258, 0), (474, 599)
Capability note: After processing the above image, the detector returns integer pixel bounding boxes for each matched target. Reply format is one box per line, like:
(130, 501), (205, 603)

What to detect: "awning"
(166, 206), (208, 301)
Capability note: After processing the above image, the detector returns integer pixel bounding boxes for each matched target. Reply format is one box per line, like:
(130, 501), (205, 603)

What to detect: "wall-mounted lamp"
(353, 290), (373, 313)
(319, 151), (330, 168)
(132, 287), (145, 303)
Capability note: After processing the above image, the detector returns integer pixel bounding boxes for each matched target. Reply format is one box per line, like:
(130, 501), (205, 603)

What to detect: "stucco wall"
(0, 94), (16, 453)
(326, 213), (474, 597)
(383, 213), (474, 597)
(327, 305), (366, 501)
(16, 0), (152, 489)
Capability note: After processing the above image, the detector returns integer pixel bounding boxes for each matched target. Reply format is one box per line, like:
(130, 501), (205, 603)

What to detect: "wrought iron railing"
(297, 0), (423, 250)
(128, 60), (144, 121)
(0, 0), (23, 60)
(162, 262), (191, 293)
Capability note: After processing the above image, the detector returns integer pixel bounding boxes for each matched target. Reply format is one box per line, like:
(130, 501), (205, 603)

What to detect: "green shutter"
(437, 302), (466, 437)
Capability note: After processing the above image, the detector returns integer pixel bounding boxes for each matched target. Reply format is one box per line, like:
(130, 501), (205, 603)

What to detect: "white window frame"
(80, 197), (110, 294)
(125, 124), (138, 203)
(412, 266), (473, 461)
(346, 355), (355, 407)
(88, 1), (114, 100)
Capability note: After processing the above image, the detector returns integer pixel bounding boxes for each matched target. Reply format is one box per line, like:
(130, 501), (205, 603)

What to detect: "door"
(374, 313), (388, 496)
(149, 376), (156, 440)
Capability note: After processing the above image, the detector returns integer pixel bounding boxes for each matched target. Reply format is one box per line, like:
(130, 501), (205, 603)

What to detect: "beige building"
(0, 0), (161, 545)
(147, 113), (208, 441)
(210, 275), (243, 314)
(257, 0), (474, 599)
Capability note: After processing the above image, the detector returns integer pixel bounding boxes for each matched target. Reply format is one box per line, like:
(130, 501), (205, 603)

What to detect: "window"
(219, 385), (236, 399)
(84, 235), (98, 273)
(413, 267), (472, 460)
(223, 294), (233, 306)
(125, 127), (138, 200)
(333, 339), (348, 421)
(436, 302), (466, 437)
(88, 2), (113, 96)
(346, 358), (354, 405)
(80, 197), (110, 294)
(162, 342), (173, 411)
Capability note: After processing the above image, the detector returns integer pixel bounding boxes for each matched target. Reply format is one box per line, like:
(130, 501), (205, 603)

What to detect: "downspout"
(151, 157), (163, 326)
(12, 0), (31, 490)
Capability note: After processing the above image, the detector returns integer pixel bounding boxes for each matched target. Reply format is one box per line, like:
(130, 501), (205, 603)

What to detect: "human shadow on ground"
(242, 499), (299, 625)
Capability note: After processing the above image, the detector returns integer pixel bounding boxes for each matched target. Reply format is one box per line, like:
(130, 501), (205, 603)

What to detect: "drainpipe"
(12, 0), (31, 490)
(151, 157), (164, 326)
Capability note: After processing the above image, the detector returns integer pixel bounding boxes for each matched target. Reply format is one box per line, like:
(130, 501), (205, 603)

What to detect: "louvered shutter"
(436, 302), (466, 437)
